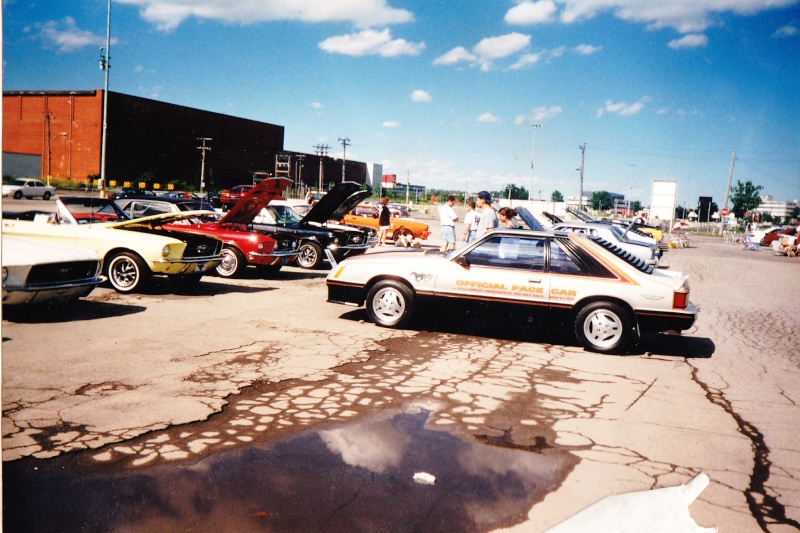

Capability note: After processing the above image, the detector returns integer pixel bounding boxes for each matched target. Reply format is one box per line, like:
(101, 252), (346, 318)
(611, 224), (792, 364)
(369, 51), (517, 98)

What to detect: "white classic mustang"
(327, 229), (697, 354)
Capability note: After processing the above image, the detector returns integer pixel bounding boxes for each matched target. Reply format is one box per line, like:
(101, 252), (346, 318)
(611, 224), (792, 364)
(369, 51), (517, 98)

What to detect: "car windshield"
(59, 198), (131, 224)
(255, 205), (303, 225)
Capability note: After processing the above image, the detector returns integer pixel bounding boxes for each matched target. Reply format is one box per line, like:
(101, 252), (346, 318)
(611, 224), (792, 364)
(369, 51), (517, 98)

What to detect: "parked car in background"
(2, 178), (56, 200)
(252, 181), (376, 269)
(342, 204), (430, 241)
(327, 229), (695, 354)
(115, 197), (219, 221)
(219, 185), (254, 211)
(163, 178), (300, 278)
(108, 188), (157, 200)
(388, 203), (411, 218)
(2, 236), (104, 306)
(549, 222), (660, 265)
(751, 226), (781, 246)
(2, 197), (223, 293)
(762, 226), (796, 247)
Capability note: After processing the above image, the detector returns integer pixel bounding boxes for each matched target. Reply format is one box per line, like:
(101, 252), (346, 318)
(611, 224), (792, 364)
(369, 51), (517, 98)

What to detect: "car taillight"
(673, 281), (689, 309)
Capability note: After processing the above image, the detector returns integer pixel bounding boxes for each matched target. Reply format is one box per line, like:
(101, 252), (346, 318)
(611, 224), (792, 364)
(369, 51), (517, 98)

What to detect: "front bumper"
(3, 277), (103, 305)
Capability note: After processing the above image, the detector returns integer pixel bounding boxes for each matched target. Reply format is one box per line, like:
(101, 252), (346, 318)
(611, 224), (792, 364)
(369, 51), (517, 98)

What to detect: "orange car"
(342, 204), (430, 240)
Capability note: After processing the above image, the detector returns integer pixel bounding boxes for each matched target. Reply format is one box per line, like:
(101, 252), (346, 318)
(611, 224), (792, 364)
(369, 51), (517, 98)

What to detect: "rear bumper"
(636, 302), (697, 333)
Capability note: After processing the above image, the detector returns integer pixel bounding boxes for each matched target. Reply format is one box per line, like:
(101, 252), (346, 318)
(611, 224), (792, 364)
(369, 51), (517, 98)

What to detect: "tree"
(630, 200), (642, 214)
(730, 180), (763, 219)
(551, 190), (564, 202)
(590, 190), (613, 211)
(501, 183), (528, 200)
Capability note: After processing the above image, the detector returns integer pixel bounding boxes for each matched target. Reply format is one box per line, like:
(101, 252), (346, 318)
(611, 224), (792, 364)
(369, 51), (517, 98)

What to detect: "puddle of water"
(4, 409), (574, 532)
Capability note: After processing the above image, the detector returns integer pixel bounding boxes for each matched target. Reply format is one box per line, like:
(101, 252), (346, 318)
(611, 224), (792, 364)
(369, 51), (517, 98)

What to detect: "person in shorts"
(438, 195), (458, 252)
(378, 196), (391, 246)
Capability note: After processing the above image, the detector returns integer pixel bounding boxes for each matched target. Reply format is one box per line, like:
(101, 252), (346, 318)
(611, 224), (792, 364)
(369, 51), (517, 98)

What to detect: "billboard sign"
(650, 180), (678, 225)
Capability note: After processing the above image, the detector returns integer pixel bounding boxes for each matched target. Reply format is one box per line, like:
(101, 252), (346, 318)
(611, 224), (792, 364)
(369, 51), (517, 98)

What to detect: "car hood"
(515, 207), (544, 231)
(2, 235), (101, 265)
(303, 182), (370, 224)
(105, 210), (218, 229)
(218, 178), (293, 226)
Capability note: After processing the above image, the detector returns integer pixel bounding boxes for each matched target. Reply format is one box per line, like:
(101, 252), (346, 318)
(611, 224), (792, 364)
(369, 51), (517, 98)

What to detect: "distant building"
(756, 195), (799, 221)
(2, 90), (368, 190)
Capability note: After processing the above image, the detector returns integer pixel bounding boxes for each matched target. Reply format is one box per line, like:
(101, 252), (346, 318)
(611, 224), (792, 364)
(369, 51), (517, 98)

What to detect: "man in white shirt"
(438, 195), (459, 252)
(475, 191), (498, 238)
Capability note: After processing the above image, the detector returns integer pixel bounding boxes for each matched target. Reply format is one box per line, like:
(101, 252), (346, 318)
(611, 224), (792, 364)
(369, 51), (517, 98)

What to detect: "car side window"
(549, 241), (585, 276)
(465, 236), (545, 271)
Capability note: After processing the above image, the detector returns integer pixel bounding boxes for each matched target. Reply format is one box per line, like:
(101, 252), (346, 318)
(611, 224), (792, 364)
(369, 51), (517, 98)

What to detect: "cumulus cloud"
(116, 0), (414, 31)
(574, 43), (602, 55)
(558, 0), (797, 34)
(436, 32), (531, 71)
(510, 52), (542, 70)
(319, 28), (424, 56)
(596, 97), (651, 117)
(504, 0), (557, 25)
(382, 120), (400, 127)
(773, 25), (797, 38)
(411, 90), (432, 102)
(514, 105), (563, 124)
(311, 102), (323, 109)
(668, 33), (708, 49)
(33, 17), (112, 52)
(477, 113), (500, 123)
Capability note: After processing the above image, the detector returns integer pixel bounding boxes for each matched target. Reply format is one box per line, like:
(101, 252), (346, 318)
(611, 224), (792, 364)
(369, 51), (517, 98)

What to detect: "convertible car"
(327, 228), (696, 354)
(2, 197), (223, 293)
(2, 236), (104, 306)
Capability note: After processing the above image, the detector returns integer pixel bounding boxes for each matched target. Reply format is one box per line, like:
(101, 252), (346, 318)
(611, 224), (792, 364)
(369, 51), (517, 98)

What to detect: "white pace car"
(327, 229), (696, 354)
(2, 236), (104, 306)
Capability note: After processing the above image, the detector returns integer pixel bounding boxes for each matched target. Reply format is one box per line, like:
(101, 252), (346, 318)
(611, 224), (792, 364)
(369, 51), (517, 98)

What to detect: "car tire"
(575, 301), (633, 354)
(296, 242), (324, 269)
(107, 252), (150, 293)
(43, 191), (52, 200)
(391, 228), (404, 242)
(216, 246), (245, 278)
(13, 191), (22, 200)
(366, 280), (415, 328)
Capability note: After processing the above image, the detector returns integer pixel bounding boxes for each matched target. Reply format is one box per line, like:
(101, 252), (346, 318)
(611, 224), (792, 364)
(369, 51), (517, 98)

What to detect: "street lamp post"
(528, 123), (542, 201)
(99, 0), (111, 197)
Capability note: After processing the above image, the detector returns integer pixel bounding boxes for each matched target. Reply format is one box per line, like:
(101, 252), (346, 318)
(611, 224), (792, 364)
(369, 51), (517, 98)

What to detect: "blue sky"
(4, 0), (799, 206)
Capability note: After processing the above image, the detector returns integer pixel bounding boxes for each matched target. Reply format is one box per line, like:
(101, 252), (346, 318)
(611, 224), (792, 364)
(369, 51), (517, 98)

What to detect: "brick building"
(2, 90), (367, 191)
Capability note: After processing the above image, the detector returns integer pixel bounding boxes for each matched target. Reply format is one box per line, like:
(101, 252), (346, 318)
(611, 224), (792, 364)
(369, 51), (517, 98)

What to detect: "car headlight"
(161, 245), (171, 258)
(2, 267), (7, 282)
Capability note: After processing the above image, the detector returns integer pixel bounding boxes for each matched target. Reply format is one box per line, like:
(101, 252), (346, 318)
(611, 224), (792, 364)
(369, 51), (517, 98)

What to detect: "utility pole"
(338, 137), (350, 182)
(99, 0), (111, 197)
(314, 144), (329, 192)
(295, 154), (305, 187)
(578, 144), (586, 210)
(196, 137), (212, 191)
(528, 123), (542, 201)
(723, 150), (736, 209)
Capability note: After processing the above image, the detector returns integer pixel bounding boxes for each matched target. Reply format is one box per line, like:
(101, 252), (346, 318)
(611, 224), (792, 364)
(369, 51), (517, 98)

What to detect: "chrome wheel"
(107, 252), (148, 293)
(216, 247), (245, 278)
(366, 280), (414, 328)
(296, 242), (323, 269)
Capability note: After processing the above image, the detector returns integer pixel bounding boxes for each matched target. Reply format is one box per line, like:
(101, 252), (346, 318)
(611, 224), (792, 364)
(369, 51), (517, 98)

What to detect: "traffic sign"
(720, 207), (730, 216)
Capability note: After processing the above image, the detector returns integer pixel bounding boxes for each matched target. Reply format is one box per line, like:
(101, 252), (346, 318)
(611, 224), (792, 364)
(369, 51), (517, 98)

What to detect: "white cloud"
(773, 25), (797, 38)
(411, 90), (432, 103)
(311, 102), (323, 109)
(135, 65), (144, 73)
(510, 52), (542, 70)
(504, 0), (557, 25)
(515, 106), (563, 124)
(477, 113), (500, 123)
(558, 0), (797, 34)
(116, 0), (413, 31)
(319, 28), (424, 57)
(433, 46), (477, 65)
(473, 32), (531, 59)
(382, 120), (400, 127)
(597, 97), (651, 117)
(34, 17), (112, 52)
(574, 43), (602, 55)
(668, 33), (708, 49)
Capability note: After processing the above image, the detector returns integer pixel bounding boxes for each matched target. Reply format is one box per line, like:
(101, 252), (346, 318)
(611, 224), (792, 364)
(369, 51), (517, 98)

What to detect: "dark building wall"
(106, 92), (285, 189)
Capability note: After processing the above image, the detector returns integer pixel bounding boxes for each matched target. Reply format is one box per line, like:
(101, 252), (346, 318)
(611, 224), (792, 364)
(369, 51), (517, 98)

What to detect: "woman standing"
(378, 196), (391, 246)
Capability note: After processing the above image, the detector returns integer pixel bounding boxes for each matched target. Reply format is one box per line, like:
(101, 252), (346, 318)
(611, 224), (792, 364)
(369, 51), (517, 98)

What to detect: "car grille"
(183, 240), (223, 258)
(274, 236), (299, 252)
(27, 261), (100, 285)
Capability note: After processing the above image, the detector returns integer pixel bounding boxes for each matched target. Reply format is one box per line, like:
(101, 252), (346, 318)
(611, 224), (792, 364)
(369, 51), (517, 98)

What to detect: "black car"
(252, 182), (377, 269)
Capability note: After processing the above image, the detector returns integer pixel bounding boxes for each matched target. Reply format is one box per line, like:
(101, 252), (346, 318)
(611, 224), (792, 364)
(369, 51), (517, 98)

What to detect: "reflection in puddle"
(4, 409), (575, 532)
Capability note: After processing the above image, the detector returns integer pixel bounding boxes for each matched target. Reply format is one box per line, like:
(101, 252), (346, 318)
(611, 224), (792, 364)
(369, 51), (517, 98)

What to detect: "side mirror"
(454, 255), (470, 268)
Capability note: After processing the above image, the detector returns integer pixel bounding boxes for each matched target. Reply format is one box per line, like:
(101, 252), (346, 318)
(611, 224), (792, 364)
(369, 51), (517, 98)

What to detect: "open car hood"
(303, 182), (370, 224)
(105, 210), (218, 229)
(218, 178), (293, 226)
(514, 207), (544, 231)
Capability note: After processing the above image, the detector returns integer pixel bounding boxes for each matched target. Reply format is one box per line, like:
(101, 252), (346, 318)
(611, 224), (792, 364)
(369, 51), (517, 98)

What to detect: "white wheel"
(575, 302), (632, 354)
(107, 252), (149, 293)
(366, 280), (414, 328)
(216, 247), (245, 278)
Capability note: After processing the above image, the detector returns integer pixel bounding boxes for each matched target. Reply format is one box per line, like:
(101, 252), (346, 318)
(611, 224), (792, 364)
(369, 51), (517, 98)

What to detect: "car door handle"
(528, 278), (541, 283)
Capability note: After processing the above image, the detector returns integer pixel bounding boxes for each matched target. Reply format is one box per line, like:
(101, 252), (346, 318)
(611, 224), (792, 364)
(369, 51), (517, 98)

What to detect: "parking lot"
(2, 217), (799, 530)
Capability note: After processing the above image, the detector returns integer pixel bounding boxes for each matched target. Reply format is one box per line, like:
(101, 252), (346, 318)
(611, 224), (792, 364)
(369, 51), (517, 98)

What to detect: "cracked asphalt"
(2, 234), (798, 531)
